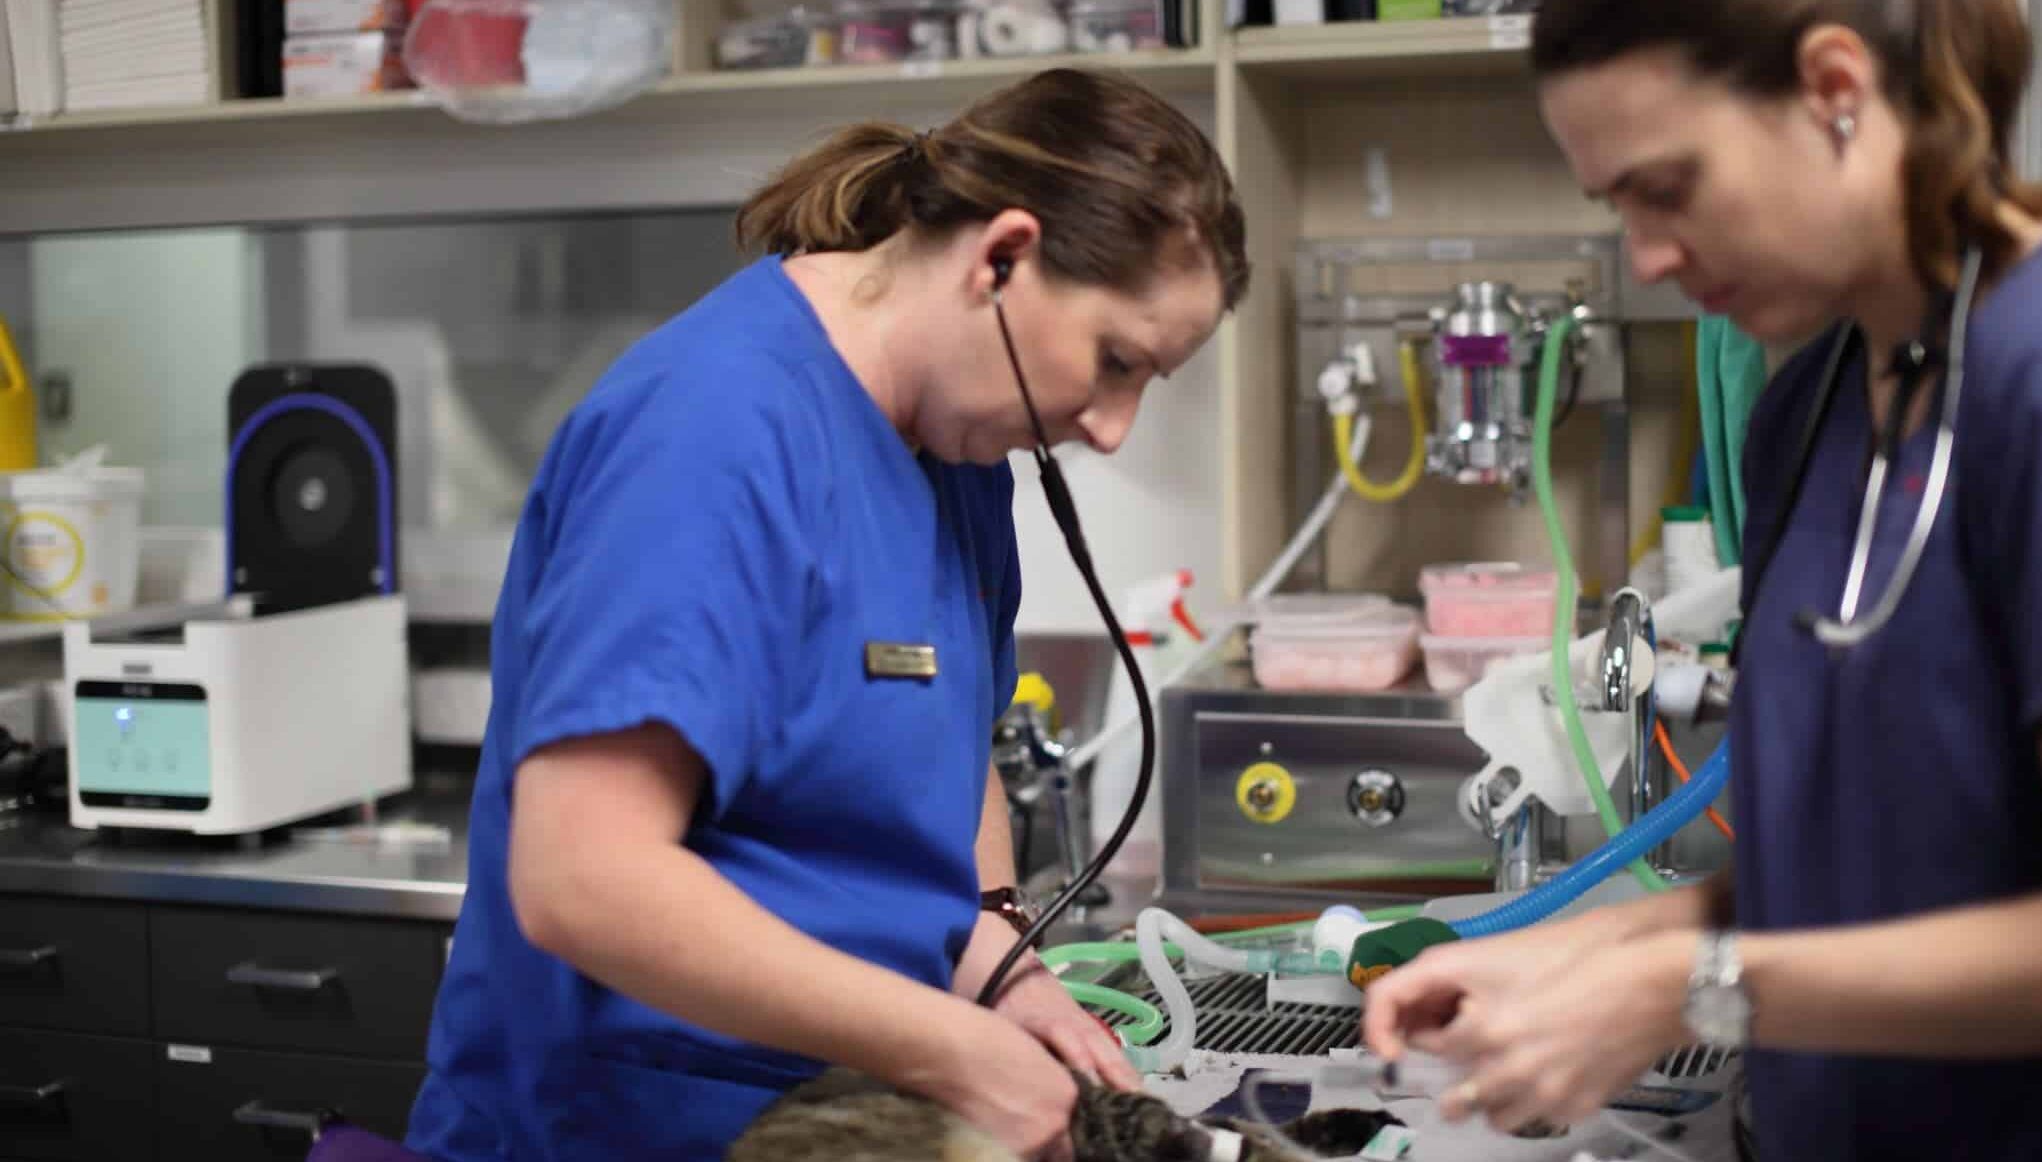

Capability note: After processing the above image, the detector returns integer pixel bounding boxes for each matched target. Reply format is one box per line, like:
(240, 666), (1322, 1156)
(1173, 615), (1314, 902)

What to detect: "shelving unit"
(0, 4), (1682, 603)
(1232, 12), (1529, 77)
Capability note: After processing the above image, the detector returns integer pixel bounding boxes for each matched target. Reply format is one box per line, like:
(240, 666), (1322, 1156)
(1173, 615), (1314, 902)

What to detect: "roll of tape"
(975, 2), (1069, 56)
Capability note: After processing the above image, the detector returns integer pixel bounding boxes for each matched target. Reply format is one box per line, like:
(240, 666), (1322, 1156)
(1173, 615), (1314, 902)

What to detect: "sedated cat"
(725, 1067), (1403, 1162)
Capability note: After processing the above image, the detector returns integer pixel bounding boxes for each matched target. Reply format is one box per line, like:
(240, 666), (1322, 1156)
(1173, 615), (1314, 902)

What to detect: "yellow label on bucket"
(2, 509), (85, 606)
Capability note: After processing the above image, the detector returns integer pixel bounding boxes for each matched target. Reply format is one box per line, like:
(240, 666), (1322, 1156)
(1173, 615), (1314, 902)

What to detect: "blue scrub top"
(1733, 248), (2042, 1159)
(406, 256), (1023, 1162)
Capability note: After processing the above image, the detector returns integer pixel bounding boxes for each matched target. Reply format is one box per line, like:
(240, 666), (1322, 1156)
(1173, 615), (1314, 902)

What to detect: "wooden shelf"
(0, 47), (1217, 143)
(1231, 15), (1531, 81)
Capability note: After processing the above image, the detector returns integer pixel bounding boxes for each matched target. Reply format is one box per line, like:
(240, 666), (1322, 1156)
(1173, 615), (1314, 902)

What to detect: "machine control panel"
(74, 680), (212, 811)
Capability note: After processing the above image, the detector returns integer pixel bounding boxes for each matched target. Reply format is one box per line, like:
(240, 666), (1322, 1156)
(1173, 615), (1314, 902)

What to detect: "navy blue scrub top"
(405, 256), (1023, 1162)
(1733, 247), (2042, 1160)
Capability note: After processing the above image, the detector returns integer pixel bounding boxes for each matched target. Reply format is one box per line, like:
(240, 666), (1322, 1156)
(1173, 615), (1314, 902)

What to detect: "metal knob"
(1348, 770), (1406, 828)
(1235, 761), (1296, 825)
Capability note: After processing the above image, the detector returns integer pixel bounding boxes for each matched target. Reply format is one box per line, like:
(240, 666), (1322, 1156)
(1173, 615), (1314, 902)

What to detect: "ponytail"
(728, 68), (1252, 311)
(733, 123), (928, 258)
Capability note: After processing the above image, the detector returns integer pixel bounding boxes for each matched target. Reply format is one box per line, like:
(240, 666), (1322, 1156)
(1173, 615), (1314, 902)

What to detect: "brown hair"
(733, 68), (1249, 310)
(1530, 0), (2042, 291)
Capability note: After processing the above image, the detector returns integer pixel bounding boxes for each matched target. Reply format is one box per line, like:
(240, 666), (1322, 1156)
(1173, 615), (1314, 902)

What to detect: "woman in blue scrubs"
(1363, 2), (2042, 1158)
(405, 68), (1248, 1162)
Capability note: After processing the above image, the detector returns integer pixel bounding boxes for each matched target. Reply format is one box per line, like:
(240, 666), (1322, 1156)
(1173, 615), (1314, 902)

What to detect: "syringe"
(1318, 1050), (1469, 1098)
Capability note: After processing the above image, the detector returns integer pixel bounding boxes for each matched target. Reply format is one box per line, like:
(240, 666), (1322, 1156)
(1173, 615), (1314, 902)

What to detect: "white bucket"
(0, 463), (145, 621)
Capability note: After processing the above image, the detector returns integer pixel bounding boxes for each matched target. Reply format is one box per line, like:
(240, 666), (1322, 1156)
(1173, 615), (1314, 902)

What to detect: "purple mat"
(305, 1124), (435, 1162)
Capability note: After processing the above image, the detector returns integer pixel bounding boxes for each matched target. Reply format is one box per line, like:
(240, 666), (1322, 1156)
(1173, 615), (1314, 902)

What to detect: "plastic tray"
(1419, 633), (1546, 694)
(1419, 562), (1559, 637)
(1251, 605), (1420, 693)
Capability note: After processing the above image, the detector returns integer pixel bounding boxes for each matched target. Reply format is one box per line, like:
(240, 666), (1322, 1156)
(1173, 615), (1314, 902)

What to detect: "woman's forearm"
(1739, 890), (2042, 1056)
(519, 835), (984, 1091)
(1594, 867), (1735, 942)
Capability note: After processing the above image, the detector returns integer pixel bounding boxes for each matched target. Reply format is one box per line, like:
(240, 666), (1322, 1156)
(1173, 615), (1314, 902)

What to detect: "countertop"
(0, 773), (1165, 938)
(0, 773), (473, 923)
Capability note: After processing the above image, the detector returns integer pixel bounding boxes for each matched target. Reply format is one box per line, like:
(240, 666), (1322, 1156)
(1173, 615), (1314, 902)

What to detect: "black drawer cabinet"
(0, 1027), (155, 1161)
(151, 907), (445, 1060)
(0, 899), (149, 1037)
(157, 1046), (425, 1161)
(0, 893), (453, 1162)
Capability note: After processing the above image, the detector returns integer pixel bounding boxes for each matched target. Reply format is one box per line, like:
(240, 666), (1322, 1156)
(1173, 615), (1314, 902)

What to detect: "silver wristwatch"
(1683, 930), (1753, 1047)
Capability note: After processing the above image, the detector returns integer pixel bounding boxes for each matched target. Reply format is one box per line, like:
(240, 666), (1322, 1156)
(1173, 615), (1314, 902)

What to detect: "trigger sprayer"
(1091, 570), (1202, 878)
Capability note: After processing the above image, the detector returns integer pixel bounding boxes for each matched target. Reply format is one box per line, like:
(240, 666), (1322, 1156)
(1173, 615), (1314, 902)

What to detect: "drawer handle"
(0, 1079), (67, 1118)
(226, 962), (340, 992)
(232, 1100), (334, 1138)
(0, 945), (57, 973)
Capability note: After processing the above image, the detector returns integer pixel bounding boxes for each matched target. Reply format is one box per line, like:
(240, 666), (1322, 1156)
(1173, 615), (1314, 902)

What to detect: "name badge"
(865, 642), (938, 681)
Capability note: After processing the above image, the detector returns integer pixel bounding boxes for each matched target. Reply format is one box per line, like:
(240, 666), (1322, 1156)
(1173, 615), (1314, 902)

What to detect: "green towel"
(1696, 315), (1768, 565)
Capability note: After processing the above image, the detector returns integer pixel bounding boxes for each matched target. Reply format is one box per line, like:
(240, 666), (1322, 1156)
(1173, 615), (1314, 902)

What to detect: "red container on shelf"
(403, 0), (528, 88)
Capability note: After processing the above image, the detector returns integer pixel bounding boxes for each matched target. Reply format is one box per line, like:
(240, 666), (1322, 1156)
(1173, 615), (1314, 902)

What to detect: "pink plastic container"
(1419, 562), (1560, 637)
(1251, 604), (1420, 693)
(1420, 633), (1547, 694)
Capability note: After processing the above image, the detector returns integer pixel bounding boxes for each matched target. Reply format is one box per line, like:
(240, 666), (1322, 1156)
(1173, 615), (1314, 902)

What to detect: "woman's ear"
(973, 209), (1044, 299)
(1796, 22), (1881, 142)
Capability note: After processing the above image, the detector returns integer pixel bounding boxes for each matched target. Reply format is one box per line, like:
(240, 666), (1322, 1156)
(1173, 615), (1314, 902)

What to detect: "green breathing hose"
(1533, 316), (1669, 892)
(1045, 905), (1429, 1025)
(1061, 980), (1166, 1045)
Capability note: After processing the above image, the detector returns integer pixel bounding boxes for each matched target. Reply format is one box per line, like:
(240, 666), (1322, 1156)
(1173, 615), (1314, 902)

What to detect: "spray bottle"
(1089, 568), (1204, 878)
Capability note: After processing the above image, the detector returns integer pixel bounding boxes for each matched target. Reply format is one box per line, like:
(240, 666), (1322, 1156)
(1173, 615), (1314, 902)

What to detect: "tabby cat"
(726, 1067), (1403, 1162)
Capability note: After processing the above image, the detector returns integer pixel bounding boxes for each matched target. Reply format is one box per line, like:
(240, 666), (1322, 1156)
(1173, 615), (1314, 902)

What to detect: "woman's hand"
(1361, 911), (1624, 1061)
(990, 958), (1141, 1091)
(907, 1005), (1082, 1162)
(1365, 929), (1698, 1133)
(957, 914), (1139, 1091)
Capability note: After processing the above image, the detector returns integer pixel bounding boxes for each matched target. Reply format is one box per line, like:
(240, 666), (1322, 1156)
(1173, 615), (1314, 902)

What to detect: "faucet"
(1602, 588), (1671, 874)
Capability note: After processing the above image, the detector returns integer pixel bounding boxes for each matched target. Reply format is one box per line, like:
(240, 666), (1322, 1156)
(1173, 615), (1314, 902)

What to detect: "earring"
(1832, 111), (1858, 148)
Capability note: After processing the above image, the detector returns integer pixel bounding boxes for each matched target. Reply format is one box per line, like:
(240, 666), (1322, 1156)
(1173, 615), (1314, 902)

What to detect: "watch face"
(1688, 985), (1752, 1045)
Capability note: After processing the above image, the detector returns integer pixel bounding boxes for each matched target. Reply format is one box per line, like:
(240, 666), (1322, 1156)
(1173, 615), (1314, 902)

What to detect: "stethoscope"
(1744, 243), (1984, 652)
(972, 255), (1160, 1008)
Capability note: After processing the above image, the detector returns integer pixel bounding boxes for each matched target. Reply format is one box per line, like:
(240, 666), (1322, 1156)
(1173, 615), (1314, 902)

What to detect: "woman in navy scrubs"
(1364, 2), (2042, 1158)
(405, 68), (1248, 1162)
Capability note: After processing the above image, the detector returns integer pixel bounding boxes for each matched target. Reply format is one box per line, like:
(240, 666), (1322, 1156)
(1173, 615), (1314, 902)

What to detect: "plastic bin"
(1419, 633), (1546, 695)
(1246, 592), (1392, 628)
(1419, 562), (1559, 637)
(834, 1), (958, 63)
(1251, 604), (1420, 693)
(1068, 0), (1163, 52)
(0, 463), (145, 621)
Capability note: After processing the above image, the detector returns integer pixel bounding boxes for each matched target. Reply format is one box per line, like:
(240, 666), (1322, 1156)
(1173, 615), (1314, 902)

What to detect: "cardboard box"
(285, 0), (408, 36)
(283, 30), (412, 96)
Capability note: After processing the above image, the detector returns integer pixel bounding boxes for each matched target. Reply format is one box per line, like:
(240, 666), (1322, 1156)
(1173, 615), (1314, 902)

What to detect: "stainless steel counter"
(0, 773), (472, 922)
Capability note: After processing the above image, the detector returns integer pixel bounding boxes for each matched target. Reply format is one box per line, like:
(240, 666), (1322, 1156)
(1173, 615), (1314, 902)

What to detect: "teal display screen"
(75, 681), (211, 810)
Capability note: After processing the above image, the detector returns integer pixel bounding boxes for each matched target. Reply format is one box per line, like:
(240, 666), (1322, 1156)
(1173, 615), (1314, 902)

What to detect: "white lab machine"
(66, 363), (414, 835)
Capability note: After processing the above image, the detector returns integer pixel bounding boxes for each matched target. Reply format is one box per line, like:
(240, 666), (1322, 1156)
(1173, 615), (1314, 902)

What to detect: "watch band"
(1694, 931), (1743, 990)
(1686, 929), (1752, 1046)
(980, 887), (1040, 938)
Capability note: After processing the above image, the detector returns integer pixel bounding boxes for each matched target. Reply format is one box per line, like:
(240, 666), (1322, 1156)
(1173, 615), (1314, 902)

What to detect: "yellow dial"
(1236, 761), (1297, 824)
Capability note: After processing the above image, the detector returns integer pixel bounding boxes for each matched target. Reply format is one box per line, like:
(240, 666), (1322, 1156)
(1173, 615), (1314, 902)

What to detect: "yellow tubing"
(1331, 340), (1428, 503)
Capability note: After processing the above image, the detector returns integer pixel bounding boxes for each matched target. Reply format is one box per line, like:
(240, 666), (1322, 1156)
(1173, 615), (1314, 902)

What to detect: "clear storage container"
(1419, 561), (1559, 637)
(834, 1), (957, 63)
(1250, 603), (1420, 693)
(1246, 592), (1391, 627)
(1068, 0), (1163, 52)
(1419, 633), (1546, 694)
